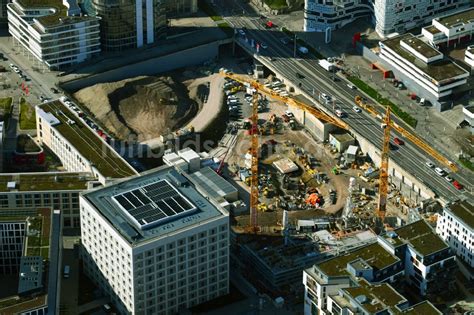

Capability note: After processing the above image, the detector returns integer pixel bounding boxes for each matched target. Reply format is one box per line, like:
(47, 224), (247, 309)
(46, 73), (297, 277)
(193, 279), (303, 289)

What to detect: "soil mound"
(74, 76), (196, 141)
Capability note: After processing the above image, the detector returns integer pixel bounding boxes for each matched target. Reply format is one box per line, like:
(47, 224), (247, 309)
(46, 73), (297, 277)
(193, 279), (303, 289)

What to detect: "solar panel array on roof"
(113, 179), (197, 229)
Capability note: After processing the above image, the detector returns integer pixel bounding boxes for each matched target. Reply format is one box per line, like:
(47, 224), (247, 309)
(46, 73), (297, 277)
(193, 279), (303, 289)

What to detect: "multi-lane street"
(219, 10), (473, 202)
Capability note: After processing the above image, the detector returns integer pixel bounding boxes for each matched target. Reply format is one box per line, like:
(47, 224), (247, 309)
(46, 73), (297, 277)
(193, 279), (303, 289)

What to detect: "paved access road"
(216, 7), (473, 202)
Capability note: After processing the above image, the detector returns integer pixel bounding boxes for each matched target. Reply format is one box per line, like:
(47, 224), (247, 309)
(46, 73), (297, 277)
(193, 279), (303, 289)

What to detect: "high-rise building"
(7, 0), (102, 69)
(90, 0), (166, 51)
(80, 166), (230, 314)
(436, 200), (474, 281)
(304, 0), (470, 38)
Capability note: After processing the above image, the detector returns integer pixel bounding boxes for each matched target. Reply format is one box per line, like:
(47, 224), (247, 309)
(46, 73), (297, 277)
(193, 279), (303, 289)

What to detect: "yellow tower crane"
(377, 106), (391, 223)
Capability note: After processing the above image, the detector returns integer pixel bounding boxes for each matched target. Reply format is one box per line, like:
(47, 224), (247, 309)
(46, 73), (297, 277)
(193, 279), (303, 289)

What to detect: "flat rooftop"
(0, 172), (93, 192)
(436, 7), (474, 28)
(423, 25), (442, 35)
(14, 0), (96, 27)
(381, 34), (468, 83)
(402, 301), (442, 315)
(316, 242), (399, 277)
(38, 101), (136, 179)
(394, 220), (449, 257)
(83, 166), (227, 245)
(344, 279), (406, 314)
(401, 35), (442, 59)
(447, 200), (473, 229)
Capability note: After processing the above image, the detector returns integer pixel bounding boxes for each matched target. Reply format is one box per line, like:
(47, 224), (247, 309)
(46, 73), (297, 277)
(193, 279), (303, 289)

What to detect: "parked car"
(393, 137), (404, 145)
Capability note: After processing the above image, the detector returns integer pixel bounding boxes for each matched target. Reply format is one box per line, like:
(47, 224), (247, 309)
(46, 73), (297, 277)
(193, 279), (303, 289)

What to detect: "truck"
(298, 46), (308, 54)
(318, 59), (335, 72)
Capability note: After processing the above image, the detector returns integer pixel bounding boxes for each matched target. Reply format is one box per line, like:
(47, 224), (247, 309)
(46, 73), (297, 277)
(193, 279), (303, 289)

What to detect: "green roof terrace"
(394, 220), (449, 257)
(15, 0), (96, 27)
(401, 301), (442, 315)
(400, 35), (442, 59)
(447, 200), (474, 229)
(317, 243), (399, 277)
(0, 172), (94, 192)
(436, 7), (474, 28)
(344, 279), (406, 314)
(39, 101), (137, 179)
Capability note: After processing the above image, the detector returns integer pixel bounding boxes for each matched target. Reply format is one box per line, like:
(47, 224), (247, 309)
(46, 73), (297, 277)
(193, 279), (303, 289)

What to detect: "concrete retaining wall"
(60, 41), (223, 92)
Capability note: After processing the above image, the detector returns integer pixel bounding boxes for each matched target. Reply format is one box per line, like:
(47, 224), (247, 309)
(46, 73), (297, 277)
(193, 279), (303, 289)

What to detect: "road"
(213, 4), (473, 203)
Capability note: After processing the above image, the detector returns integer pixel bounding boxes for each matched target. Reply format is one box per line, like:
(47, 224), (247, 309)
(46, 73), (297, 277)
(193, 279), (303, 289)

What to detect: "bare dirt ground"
(74, 76), (198, 141)
(222, 96), (353, 228)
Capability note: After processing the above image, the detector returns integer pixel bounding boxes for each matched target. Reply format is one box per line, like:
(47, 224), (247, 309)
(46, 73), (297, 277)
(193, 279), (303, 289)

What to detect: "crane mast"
(377, 106), (391, 222)
(249, 91), (259, 231)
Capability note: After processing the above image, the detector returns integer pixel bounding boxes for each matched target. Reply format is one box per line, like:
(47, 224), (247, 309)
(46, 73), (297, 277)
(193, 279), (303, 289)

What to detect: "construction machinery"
(216, 146), (231, 176)
(354, 96), (457, 172)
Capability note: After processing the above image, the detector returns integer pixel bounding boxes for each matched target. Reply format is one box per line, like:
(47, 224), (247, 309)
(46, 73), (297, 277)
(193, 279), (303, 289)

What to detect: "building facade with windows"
(422, 8), (474, 49)
(7, 0), (102, 69)
(304, 0), (470, 38)
(0, 221), (26, 274)
(90, 0), (166, 51)
(379, 33), (469, 102)
(303, 220), (454, 315)
(80, 166), (230, 314)
(436, 200), (474, 280)
(0, 172), (97, 228)
(36, 100), (137, 184)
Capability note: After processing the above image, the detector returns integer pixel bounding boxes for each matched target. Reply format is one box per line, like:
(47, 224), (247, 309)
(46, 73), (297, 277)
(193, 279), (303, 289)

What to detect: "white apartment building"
(422, 8), (474, 49)
(465, 45), (474, 68)
(379, 33), (469, 101)
(303, 220), (455, 315)
(80, 166), (230, 314)
(7, 0), (101, 69)
(36, 100), (137, 184)
(304, 0), (470, 38)
(436, 201), (474, 280)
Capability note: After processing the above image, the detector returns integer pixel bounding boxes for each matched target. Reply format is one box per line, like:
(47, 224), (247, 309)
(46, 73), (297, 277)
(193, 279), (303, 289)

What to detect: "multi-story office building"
(436, 200), (474, 280)
(7, 0), (102, 69)
(0, 208), (63, 315)
(80, 166), (230, 314)
(304, 0), (470, 38)
(422, 8), (474, 49)
(379, 33), (469, 101)
(36, 100), (137, 184)
(90, 0), (166, 51)
(0, 172), (97, 228)
(303, 220), (454, 315)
